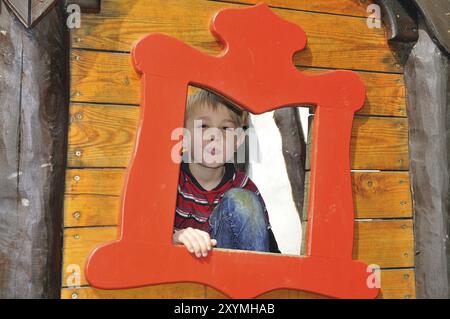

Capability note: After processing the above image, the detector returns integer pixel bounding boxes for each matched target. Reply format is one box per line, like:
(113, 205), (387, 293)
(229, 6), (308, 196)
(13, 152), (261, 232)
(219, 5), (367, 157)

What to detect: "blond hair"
(185, 88), (248, 128)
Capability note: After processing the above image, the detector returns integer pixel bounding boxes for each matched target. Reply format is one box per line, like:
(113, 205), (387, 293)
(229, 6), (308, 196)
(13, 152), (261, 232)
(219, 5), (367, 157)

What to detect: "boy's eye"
(222, 127), (233, 131)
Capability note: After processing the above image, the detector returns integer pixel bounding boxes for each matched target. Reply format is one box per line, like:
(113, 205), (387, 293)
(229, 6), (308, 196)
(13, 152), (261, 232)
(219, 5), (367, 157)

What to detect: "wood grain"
(302, 171), (412, 220)
(61, 267), (415, 299)
(61, 220), (413, 287)
(70, 50), (406, 116)
(306, 115), (409, 170)
(210, 0), (376, 17)
(71, 0), (401, 73)
(67, 104), (409, 169)
(63, 170), (412, 228)
(206, 268), (415, 299)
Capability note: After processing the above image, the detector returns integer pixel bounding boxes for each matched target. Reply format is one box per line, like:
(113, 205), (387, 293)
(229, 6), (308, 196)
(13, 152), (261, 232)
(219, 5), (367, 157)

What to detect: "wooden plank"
(61, 283), (206, 299)
(211, 0), (375, 17)
(306, 115), (409, 170)
(299, 219), (413, 268)
(353, 219), (413, 268)
(68, 104), (409, 169)
(71, 50), (406, 116)
(0, 4), (24, 299)
(206, 268), (415, 299)
(405, 22), (450, 299)
(0, 2), (68, 298)
(64, 170), (412, 228)
(64, 194), (119, 227)
(61, 220), (413, 287)
(60, 268), (414, 299)
(68, 103), (139, 168)
(302, 171), (412, 220)
(71, 0), (401, 73)
(65, 168), (125, 195)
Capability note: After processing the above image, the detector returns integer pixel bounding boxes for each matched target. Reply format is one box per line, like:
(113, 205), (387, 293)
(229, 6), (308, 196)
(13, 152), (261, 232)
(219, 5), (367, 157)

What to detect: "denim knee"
(221, 188), (264, 221)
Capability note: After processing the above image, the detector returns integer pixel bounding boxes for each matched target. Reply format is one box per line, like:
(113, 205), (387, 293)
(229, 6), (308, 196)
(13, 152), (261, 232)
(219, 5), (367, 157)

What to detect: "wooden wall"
(61, 0), (415, 299)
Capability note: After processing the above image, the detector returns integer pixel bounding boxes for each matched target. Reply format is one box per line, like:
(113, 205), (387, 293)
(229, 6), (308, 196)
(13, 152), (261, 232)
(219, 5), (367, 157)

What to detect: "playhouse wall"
(61, 0), (415, 299)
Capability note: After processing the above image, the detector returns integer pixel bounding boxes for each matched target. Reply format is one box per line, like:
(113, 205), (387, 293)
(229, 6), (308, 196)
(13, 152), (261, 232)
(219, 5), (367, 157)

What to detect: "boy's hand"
(173, 227), (217, 258)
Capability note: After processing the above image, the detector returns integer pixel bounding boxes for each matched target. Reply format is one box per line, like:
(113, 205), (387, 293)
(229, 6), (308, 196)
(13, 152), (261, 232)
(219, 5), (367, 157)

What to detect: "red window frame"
(85, 3), (379, 299)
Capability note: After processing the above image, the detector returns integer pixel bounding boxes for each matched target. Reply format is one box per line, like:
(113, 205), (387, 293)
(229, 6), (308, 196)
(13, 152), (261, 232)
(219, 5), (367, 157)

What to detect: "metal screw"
(73, 211), (81, 220)
(76, 112), (83, 120)
(404, 295), (411, 299)
(71, 293), (78, 299)
(404, 252), (409, 257)
(73, 175), (80, 181)
(367, 181), (373, 187)
(75, 150), (82, 157)
(400, 200), (407, 206)
(74, 234), (80, 240)
(403, 273), (410, 280)
(401, 224), (407, 229)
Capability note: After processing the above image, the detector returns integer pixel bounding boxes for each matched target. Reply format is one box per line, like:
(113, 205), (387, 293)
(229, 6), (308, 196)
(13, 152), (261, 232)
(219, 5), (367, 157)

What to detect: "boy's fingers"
(197, 230), (212, 251)
(186, 230), (206, 257)
(192, 231), (209, 256)
(211, 239), (217, 246)
(181, 231), (201, 256)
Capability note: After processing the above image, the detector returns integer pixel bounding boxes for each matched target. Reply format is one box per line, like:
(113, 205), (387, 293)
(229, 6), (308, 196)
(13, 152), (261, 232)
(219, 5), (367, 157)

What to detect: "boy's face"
(184, 103), (245, 168)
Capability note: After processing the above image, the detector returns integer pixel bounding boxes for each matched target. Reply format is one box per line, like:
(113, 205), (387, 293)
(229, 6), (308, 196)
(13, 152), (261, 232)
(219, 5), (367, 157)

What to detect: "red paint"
(85, 3), (379, 299)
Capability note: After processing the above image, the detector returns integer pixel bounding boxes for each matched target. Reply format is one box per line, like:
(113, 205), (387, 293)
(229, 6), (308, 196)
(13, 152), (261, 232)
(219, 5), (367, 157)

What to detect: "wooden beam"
(65, 0), (101, 14)
(411, 0), (450, 55)
(0, 2), (68, 298)
(274, 108), (306, 219)
(405, 19), (449, 298)
(2, 0), (58, 28)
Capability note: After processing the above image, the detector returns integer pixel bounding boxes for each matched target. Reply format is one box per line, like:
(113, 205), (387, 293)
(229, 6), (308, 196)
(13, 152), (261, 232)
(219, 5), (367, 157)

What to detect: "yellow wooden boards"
(71, 50), (407, 116)
(62, 0), (415, 299)
(64, 169), (412, 225)
(62, 268), (415, 299)
(212, 0), (377, 17)
(68, 104), (409, 168)
(72, 0), (399, 73)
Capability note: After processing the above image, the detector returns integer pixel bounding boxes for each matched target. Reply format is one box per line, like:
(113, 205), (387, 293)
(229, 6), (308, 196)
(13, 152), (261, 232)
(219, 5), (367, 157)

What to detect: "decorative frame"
(85, 3), (379, 299)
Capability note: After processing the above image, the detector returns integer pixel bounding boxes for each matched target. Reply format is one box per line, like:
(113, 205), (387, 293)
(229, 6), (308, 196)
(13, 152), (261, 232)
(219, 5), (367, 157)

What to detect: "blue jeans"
(208, 189), (270, 252)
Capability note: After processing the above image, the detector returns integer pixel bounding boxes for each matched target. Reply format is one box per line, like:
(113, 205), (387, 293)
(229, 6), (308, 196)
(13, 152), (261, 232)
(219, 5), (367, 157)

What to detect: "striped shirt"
(174, 161), (281, 253)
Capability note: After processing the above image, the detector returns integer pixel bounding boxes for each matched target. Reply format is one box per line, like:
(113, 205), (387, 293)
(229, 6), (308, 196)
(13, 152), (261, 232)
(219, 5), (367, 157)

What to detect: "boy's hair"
(185, 88), (248, 128)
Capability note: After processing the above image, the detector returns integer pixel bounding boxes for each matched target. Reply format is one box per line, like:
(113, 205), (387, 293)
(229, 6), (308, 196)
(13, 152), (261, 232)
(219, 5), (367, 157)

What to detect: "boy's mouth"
(205, 146), (220, 156)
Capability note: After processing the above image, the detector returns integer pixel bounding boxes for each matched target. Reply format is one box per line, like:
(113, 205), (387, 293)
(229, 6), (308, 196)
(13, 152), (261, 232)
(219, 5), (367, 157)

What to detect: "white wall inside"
(248, 107), (309, 255)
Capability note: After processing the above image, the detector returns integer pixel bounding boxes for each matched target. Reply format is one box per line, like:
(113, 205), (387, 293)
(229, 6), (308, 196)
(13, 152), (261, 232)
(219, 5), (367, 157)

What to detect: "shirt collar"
(181, 161), (236, 192)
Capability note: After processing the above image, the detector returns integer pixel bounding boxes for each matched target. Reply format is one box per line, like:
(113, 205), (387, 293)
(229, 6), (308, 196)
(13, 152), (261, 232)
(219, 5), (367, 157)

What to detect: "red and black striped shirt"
(174, 161), (281, 253)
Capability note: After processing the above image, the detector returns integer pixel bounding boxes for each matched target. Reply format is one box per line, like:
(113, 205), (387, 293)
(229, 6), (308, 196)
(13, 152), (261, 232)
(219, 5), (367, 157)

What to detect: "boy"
(173, 88), (281, 258)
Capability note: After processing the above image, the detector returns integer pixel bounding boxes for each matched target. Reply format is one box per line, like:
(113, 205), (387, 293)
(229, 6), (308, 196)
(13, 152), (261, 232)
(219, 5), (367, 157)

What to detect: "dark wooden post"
(274, 108), (306, 218)
(405, 20), (449, 299)
(0, 1), (69, 298)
